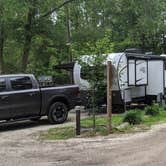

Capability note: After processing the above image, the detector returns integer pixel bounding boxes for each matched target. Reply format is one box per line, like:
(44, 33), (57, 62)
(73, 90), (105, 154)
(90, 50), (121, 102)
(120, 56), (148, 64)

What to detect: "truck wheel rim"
(52, 105), (66, 121)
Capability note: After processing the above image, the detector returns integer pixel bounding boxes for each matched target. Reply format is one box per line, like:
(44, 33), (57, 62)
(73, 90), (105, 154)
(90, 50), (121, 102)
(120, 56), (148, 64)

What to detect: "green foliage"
(145, 103), (160, 116)
(0, 0), (166, 74)
(123, 110), (143, 125)
(77, 31), (113, 111)
(161, 105), (166, 111)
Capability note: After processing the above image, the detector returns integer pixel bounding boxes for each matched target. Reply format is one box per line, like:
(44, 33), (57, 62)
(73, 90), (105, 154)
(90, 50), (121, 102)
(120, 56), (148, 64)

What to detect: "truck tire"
(48, 102), (68, 124)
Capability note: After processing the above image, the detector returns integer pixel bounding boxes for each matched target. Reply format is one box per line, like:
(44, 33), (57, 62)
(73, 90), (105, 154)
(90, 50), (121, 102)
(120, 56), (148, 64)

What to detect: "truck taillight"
(77, 88), (80, 97)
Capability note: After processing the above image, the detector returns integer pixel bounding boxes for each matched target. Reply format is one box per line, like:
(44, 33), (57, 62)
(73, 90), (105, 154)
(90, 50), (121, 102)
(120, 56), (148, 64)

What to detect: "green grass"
(39, 114), (123, 140)
(40, 126), (75, 140)
(39, 108), (166, 140)
(81, 114), (123, 128)
(143, 111), (166, 126)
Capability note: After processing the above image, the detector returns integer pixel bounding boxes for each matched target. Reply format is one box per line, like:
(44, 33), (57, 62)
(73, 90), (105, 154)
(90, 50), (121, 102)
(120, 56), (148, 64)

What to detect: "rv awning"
(53, 62), (75, 71)
(126, 53), (166, 60)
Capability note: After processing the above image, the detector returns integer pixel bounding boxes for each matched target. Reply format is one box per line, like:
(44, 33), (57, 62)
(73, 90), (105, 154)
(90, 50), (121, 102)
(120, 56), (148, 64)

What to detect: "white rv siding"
(146, 61), (164, 95)
(131, 86), (146, 98)
(73, 63), (90, 90)
(128, 59), (135, 85)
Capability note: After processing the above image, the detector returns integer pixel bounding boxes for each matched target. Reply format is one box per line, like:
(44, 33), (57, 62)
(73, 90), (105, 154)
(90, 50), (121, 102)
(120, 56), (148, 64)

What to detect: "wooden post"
(123, 89), (126, 112)
(107, 61), (112, 134)
(92, 83), (96, 130)
(76, 109), (80, 135)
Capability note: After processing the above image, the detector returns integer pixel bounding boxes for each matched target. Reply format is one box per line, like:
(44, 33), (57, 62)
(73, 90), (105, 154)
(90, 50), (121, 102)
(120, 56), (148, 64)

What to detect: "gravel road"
(1, 114), (166, 166)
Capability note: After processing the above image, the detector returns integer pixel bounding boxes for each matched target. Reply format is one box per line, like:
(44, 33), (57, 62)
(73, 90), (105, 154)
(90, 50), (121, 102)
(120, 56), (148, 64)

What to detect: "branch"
(41, 0), (75, 18)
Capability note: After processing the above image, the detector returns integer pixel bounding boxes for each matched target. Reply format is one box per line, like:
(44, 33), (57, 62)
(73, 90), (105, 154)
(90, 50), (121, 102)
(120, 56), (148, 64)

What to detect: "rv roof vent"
(125, 48), (144, 54)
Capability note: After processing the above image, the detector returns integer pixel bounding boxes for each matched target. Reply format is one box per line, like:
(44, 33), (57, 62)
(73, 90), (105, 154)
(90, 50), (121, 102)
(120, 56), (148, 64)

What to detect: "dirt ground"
(1, 112), (166, 166)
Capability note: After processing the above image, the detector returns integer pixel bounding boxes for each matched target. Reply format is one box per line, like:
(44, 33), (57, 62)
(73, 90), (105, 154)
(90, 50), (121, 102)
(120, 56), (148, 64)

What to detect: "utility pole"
(107, 61), (112, 134)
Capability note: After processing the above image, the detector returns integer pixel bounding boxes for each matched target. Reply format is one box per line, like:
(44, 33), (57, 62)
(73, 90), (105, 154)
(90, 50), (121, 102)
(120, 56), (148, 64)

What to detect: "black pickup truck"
(0, 74), (80, 124)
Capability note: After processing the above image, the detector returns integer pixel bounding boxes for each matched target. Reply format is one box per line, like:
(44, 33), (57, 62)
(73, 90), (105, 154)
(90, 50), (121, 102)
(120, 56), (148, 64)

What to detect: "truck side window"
(10, 76), (33, 90)
(0, 78), (6, 92)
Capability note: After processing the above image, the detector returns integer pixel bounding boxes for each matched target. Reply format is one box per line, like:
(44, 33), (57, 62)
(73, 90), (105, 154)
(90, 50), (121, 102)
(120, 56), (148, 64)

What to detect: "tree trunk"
(21, 1), (36, 73)
(140, 33), (146, 51)
(0, 25), (4, 74)
(66, 4), (72, 62)
(21, 29), (32, 73)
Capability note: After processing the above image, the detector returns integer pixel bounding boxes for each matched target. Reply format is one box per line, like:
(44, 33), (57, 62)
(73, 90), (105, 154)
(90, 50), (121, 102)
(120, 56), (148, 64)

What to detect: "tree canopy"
(0, 0), (165, 75)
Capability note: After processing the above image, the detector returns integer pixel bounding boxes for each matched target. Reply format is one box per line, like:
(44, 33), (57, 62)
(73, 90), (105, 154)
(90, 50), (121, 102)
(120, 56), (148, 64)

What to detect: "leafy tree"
(0, 0), (166, 76)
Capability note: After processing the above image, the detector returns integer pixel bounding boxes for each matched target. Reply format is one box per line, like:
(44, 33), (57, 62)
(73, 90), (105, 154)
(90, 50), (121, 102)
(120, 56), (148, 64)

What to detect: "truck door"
(8, 76), (41, 118)
(0, 78), (12, 120)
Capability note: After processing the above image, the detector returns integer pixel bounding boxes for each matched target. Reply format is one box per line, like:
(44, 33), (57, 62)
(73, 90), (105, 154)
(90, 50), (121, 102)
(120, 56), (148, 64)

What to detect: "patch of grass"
(143, 111), (166, 126)
(81, 126), (109, 137)
(113, 124), (134, 133)
(81, 114), (123, 128)
(40, 115), (123, 140)
(40, 126), (75, 140)
(39, 105), (166, 140)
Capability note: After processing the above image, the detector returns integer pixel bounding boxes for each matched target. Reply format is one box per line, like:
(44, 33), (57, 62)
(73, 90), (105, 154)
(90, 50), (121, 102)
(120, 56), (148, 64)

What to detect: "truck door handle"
(0, 96), (8, 100)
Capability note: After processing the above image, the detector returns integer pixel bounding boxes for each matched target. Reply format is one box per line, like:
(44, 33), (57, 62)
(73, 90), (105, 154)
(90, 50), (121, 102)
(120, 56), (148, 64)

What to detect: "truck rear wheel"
(48, 102), (68, 124)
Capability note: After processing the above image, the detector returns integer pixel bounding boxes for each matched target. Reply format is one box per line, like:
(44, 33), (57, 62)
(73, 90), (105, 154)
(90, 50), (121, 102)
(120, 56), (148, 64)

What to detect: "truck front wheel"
(48, 102), (68, 124)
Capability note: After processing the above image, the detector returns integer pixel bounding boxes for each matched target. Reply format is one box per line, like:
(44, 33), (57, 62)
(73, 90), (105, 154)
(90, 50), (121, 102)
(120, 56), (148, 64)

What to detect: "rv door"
(127, 59), (148, 86)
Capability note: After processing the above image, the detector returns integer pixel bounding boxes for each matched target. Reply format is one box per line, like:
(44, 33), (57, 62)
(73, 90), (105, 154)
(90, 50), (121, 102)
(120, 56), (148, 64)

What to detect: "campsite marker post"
(76, 109), (81, 135)
(107, 61), (112, 134)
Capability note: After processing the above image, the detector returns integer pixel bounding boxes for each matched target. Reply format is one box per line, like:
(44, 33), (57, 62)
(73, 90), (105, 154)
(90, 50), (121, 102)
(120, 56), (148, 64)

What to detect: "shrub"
(122, 110), (143, 125)
(145, 103), (160, 116)
(161, 104), (166, 111)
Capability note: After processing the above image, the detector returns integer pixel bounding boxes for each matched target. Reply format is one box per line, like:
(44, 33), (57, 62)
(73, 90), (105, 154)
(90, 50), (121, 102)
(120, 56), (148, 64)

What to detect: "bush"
(145, 103), (160, 116)
(161, 104), (166, 111)
(123, 110), (143, 125)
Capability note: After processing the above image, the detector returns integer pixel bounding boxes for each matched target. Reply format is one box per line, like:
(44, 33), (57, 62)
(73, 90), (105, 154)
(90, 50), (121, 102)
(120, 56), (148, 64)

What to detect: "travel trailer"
(54, 49), (166, 112)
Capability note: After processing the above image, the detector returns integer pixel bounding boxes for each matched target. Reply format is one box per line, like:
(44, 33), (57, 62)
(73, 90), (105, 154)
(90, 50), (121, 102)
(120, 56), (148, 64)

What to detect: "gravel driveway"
(1, 113), (166, 166)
